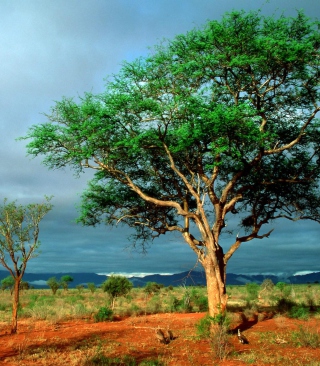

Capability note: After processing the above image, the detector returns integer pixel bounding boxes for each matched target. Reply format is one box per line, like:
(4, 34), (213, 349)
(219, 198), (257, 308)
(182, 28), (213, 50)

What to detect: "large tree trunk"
(11, 277), (21, 334)
(202, 255), (228, 317)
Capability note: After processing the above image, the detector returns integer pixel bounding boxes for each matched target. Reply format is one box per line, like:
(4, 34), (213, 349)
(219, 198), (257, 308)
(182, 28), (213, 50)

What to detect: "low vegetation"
(0, 281), (319, 323)
(0, 281), (319, 365)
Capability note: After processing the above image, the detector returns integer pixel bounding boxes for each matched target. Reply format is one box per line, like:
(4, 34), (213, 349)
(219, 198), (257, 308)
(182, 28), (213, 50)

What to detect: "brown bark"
(11, 277), (21, 334)
(202, 255), (228, 317)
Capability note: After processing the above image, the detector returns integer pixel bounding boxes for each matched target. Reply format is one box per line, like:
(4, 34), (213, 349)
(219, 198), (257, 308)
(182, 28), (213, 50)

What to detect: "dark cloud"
(0, 0), (319, 276)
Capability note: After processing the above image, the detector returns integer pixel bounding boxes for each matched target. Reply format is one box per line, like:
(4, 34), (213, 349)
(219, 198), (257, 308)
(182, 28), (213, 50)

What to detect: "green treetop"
(22, 11), (320, 316)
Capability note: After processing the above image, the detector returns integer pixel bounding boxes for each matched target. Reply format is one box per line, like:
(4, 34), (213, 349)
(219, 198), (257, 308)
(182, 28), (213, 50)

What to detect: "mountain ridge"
(1, 270), (319, 288)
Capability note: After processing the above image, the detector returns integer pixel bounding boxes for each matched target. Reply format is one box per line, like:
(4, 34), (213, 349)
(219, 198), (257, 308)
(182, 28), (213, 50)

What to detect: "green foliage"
(47, 277), (60, 295)
(84, 353), (164, 366)
(288, 305), (310, 320)
(245, 282), (260, 308)
(94, 306), (113, 322)
(0, 197), (53, 278)
(275, 282), (292, 298)
(196, 313), (230, 338)
(276, 282), (287, 293)
(87, 282), (96, 293)
(291, 325), (320, 348)
(196, 313), (232, 360)
(61, 275), (73, 290)
(144, 282), (163, 295)
(246, 283), (260, 298)
(22, 10), (320, 316)
(65, 294), (85, 304)
(1, 276), (14, 292)
(102, 275), (133, 309)
(0, 197), (53, 333)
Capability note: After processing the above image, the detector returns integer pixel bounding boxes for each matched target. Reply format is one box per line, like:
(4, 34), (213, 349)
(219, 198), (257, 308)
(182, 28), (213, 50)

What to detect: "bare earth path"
(0, 313), (319, 365)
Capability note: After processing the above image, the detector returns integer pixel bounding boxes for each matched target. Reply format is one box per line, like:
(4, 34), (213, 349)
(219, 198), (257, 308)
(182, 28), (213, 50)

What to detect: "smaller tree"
(102, 275), (133, 309)
(1, 276), (14, 294)
(60, 275), (73, 291)
(0, 197), (53, 333)
(47, 277), (60, 295)
(87, 282), (96, 293)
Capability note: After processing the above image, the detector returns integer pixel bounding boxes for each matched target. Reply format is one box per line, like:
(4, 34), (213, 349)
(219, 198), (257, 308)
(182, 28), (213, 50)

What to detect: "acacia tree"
(22, 11), (320, 316)
(102, 275), (133, 309)
(61, 275), (73, 291)
(0, 197), (53, 333)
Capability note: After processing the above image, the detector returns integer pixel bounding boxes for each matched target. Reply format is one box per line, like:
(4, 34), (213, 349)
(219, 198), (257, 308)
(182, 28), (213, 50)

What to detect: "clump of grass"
(291, 325), (320, 349)
(84, 353), (165, 366)
(196, 313), (233, 360)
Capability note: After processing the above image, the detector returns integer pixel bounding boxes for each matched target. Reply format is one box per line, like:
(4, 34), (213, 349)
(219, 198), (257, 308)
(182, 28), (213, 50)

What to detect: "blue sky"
(0, 0), (319, 276)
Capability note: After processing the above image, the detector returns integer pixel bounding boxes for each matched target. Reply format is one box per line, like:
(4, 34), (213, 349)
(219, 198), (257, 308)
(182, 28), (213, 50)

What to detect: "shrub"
(47, 277), (60, 295)
(144, 282), (163, 295)
(245, 283), (259, 307)
(196, 314), (232, 360)
(275, 282), (291, 298)
(60, 275), (73, 291)
(94, 306), (113, 322)
(1, 276), (14, 294)
(289, 305), (310, 320)
(188, 288), (208, 311)
(194, 294), (208, 311)
(87, 282), (96, 293)
(146, 295), (162, 314)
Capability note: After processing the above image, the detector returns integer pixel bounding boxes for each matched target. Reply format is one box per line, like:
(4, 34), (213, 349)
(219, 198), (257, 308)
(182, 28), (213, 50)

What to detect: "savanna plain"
(0, 281), (320, 366)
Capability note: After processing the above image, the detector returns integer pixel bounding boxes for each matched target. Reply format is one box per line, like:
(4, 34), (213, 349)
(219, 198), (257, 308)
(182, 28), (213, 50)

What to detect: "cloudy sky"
(1, 0), (319, 277)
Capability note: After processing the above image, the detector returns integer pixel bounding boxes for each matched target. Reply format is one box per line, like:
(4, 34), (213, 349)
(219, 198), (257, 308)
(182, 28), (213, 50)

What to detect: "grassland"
(0, 282), (319, 365)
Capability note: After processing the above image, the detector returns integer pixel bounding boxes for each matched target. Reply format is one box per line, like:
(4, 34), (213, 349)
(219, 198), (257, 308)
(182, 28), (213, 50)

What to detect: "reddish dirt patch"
(0, 313), (319, 365)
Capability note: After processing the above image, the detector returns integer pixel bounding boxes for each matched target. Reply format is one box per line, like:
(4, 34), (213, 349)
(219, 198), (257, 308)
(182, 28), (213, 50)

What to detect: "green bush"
(196, 314), (232, 360)
(194, 295), (208, 311)
(144, 282), (163, 295)
(196, 313), (229, 338)
(47, 277), (60, 295)
(94, 306), (113, 322)
(245, 282), (260, 307)
(288, 305), (310, 320)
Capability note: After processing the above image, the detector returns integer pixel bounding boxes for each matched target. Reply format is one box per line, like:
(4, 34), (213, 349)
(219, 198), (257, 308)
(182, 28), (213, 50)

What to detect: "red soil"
(0, 312), (319, 365)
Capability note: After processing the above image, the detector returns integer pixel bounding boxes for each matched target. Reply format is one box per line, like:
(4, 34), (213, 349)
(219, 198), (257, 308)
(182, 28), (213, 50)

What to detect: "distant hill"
(0, 270), (319, 289)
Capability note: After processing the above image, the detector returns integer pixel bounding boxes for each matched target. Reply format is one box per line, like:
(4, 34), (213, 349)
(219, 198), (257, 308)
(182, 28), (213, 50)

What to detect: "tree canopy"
(0, 196), (53, 332)
(22, 10), (320, 315)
